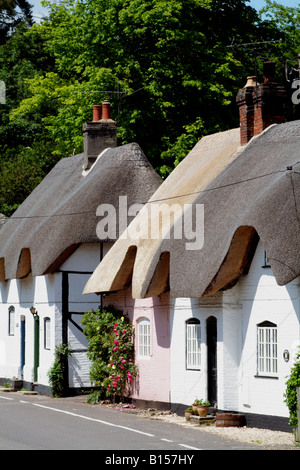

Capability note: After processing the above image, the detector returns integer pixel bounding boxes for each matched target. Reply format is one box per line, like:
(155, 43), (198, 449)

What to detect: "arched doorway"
(206, 316), (217, 407)
(20, 315), (25, 379)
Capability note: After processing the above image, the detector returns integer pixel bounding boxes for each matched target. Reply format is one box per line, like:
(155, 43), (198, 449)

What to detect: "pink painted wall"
(103, 289), (170, 405)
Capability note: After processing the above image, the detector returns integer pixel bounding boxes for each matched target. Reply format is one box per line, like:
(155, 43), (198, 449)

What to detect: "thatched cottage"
(84, 65), (300, 430)
(0, 103), (162, 394)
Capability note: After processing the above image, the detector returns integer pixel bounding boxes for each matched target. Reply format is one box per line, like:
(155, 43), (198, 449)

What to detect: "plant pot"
(185, 410), (193, 421)
(192, 404), (198, 414)
(197, 405), (209, 417)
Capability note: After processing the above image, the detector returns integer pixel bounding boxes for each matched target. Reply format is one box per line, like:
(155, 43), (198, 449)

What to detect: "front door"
(207, 316), (217, 407)
(33, 316), (40, 383)
(20, 315), (25, 379)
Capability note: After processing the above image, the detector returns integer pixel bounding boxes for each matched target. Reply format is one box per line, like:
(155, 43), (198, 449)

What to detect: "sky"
(249, 0), (299, 11)
(30, 0), (300, 21)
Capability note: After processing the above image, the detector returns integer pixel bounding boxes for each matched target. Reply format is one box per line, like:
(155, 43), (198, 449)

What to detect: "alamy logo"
(291, 79), (300, 105)
(96, 196), (204, 251)
(0, 81), (6, 104)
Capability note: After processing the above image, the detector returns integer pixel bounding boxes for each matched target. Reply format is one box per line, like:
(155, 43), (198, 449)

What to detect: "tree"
(0, 17), (55, 216)
(1, 0), (299, 216)
(0, 0), (32, 44)
(10, 1), (284, 173)
(261, 0), (300, 61)
(260, 1), (300, 121)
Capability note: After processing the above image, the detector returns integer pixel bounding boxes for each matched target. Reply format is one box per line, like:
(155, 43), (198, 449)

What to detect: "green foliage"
(0, 0), (33, 45)
(82, 306), (137, 403)
(47, 343), (71, 398)
(262, 0), (300, 61)
(284, 347), (300, 431)
(1, 0), (300, 213)
(193, 398), (210, 406)
(6, 1), (289, 172)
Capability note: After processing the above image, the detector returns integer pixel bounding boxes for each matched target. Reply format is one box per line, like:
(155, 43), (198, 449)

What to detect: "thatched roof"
(0, 214), (7, 229)
(0, 143), (162, 281)
(84, 121), (300, 299)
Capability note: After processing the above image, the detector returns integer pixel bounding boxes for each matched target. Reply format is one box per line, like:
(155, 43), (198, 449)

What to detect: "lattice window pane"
(257, 324), (278, 376)
(186, 323), (201, 370)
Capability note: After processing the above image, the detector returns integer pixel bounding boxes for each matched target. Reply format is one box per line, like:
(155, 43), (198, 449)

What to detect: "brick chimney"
(236, 62), (287, 145)
(82, 101), (118, 170)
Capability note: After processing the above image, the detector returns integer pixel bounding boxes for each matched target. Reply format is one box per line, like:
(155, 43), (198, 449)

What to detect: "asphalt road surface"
(0, 391), (263, 452)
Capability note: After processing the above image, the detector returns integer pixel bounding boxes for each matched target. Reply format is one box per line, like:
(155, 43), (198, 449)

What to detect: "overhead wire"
(4, 159), (300, 221)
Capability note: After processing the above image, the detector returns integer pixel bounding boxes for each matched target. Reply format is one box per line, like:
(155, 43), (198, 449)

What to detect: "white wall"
(59, 242), (106, 388)
(0, 242), (107, 389)
(236, 241), (300, 417)
(170, 295), (222, 407)
(0, 274), (59, 385)
(169, 241), (300, 418)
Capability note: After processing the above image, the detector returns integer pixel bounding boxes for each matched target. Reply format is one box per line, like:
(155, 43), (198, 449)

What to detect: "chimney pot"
(82, 103), (118, 170)
(102, 100), (111, 120)
(93, 104), (102, 121)
(236, 63), (287, 145)
(244, 76), (258, 88)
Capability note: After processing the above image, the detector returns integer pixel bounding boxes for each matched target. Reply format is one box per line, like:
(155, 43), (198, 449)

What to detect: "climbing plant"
(284, 347), (300, 431)
(47, 343), (71, 397)
(82, 306), (137, 404)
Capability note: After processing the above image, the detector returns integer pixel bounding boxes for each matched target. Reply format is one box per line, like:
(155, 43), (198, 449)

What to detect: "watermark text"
(96, 196), (204, 251)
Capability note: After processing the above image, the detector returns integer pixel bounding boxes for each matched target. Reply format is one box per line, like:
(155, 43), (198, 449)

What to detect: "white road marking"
(2, 396), (201, 449)
(32, 402), (155, 437)
(0, 394), (14, 401)
(179, 443), (202, 450)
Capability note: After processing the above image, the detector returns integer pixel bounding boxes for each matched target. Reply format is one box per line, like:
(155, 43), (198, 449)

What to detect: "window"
(137, 318), (150, 358)
(186, 318), (201, 370)
(44, 317), (50, 350)
(257, 321), (278, 376)
(8, 306), (15, 336)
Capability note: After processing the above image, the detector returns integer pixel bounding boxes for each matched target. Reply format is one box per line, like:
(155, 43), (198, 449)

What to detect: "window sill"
(254, 374), (278, 379)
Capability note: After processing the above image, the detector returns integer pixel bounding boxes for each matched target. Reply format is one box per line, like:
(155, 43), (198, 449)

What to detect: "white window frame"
(44, 317), (51, 350)
(8, 306), (15, 336)
(137, 318), (150, 358)
(186, 319), (201, 370)
(257, 321), (278, 376)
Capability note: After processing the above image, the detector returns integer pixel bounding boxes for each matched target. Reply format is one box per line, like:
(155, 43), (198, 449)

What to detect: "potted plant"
(184, 407), (194, 421)
(193, 398), (211, 417)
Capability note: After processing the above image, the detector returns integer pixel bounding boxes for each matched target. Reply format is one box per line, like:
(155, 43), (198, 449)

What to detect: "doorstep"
(189, 414), (216, 426)
(0, 387), (14, 392)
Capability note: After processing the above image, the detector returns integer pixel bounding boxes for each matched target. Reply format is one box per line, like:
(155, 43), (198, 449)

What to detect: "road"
(0, 391), (262, 452)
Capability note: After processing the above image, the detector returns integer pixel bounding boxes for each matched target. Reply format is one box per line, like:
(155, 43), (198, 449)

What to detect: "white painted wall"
(0, 274), (59, 385)
(170, 295), (222, 407)
(0, 242), (107, 389)
(236, 241), (300, 417)
(170, 241), (300, 418)
(59, 242), (107, 389)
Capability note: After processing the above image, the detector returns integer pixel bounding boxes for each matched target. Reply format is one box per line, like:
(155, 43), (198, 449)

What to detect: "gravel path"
(137, 410), (299, 450)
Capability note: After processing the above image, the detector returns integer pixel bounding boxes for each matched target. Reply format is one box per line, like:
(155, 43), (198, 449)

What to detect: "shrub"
(82, 306), (137, 403)
(284, 347), (300, 431)
(47, 344), (71, 397)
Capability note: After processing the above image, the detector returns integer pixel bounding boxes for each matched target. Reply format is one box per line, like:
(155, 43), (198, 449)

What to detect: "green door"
(33, 316), (40, 383)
